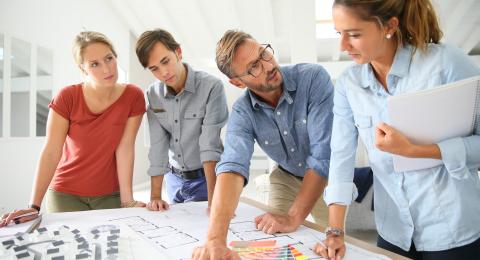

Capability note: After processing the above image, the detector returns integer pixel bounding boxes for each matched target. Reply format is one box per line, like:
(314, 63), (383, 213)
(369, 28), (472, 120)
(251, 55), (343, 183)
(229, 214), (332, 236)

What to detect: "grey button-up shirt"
(146, 63), (228, 176)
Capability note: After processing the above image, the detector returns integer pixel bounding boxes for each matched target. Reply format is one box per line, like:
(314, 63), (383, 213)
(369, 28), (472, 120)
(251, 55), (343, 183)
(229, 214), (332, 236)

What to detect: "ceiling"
(106, 0), (480, 67)
(1, 0), (479, 79)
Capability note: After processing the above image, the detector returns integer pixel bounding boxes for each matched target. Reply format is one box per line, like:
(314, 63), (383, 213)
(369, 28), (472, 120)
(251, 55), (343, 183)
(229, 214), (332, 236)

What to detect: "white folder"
(387, 76), (480, 172)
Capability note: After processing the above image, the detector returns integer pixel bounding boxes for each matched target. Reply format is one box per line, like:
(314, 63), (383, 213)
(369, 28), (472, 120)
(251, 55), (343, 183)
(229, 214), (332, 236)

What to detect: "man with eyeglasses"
(192, 30), (334, 259)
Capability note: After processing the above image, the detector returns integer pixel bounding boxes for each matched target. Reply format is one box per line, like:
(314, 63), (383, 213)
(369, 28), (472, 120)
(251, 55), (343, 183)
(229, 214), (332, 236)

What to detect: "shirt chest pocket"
(184, 110), (205, 120)
(354, 114), (374, 150)
(294, 118), (309, 146)
(153, 112), (172, 130)
(294, 118), (308, 133)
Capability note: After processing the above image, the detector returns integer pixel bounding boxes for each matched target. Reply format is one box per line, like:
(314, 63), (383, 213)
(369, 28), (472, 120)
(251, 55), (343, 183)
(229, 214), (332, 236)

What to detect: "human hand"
(313, 235), (346, 260)
(375, 122), (414, 156)
(121, 200), (146, 208)
(147, 199), (169, 211)
(192, 239), (240, 260)
(254, 212), (300, 234)
(0, 208), (39, 228)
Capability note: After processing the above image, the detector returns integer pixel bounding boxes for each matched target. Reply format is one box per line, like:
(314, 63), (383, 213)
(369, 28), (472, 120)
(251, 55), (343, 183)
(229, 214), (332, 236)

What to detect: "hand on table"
(254, 212), (300, 234)
(147, 199), (169, 211)
(192, 239), (240, 260)
(0, 208), (39, 227)
(313, 235), (346, 260)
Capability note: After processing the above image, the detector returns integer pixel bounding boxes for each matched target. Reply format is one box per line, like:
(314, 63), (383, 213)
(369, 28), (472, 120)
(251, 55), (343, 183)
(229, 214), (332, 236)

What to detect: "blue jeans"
(165, 169), (208, 204)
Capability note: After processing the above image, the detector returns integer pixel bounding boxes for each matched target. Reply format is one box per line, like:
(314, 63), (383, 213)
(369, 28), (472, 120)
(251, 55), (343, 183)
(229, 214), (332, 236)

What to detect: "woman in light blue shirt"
(316, 0), (480, 259)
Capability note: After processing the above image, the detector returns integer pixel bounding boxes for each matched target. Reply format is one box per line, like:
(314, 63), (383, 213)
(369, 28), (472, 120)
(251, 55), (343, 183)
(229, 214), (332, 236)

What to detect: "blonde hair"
(72, 31), (117, 65)
(215, 30), (254, 78)
(334, 0), (443, 53)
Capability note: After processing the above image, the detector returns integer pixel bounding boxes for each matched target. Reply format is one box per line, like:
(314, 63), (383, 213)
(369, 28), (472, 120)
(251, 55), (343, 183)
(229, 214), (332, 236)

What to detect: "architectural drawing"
(0, 202), (392, 259)
(109, 216), (198, 249)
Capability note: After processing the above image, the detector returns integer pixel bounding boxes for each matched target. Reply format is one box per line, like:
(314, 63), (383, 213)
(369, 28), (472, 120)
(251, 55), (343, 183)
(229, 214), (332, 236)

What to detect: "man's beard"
(253, 67), (281, 93)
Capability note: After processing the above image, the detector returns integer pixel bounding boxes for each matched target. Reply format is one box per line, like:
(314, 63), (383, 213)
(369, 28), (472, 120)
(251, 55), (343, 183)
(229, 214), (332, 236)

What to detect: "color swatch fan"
(229, 240), (308, 260)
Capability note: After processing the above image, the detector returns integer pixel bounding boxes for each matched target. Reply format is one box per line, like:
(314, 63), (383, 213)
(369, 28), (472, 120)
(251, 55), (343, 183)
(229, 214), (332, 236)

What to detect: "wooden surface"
(240, 197), (410, 260)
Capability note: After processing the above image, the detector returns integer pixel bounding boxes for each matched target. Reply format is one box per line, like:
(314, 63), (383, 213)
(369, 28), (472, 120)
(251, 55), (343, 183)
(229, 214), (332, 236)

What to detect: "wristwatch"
(325, 227), (344, 237)
(28, 204), (41, 212)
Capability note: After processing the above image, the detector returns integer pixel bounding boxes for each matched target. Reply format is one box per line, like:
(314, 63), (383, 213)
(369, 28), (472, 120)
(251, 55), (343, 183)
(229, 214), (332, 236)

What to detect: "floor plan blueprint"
(1, 201), (391, 259)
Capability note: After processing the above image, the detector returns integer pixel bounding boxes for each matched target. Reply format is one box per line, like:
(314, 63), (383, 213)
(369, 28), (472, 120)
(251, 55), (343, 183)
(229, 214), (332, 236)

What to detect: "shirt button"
(283, 131), (288, 135)
(302, 119), (306, 124)
(177, 154), (181, 157)
(264, 141), (269, 145)
(175, 119), (178, 123)
(193, 114), (196, 117)
(175, 139), (178, 142)
(298, 163), (303, 167)
(176, 99), (179, 102)
(276, 111), (281, 115)
(290, 148), (295, 152)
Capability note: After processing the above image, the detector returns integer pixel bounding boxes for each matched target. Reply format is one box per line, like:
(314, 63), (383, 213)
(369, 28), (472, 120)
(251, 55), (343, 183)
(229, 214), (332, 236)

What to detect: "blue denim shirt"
(216, 64), (334, 183)
(324, 44), (480, 251)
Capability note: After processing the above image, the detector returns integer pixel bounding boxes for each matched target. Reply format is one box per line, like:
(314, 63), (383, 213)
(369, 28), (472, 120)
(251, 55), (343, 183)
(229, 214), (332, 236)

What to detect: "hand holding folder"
(387, 76), (480, 172)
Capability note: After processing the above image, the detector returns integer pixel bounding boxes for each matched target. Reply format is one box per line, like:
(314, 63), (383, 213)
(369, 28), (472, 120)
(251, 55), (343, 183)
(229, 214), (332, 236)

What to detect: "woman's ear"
(78, 65), (87, 76)
(386, 17), (399, 36)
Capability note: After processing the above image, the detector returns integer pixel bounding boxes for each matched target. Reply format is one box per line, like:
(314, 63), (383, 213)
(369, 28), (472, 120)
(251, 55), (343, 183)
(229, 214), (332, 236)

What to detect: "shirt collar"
(162, 62), (196, 98)
(247, 67), (295, 110)
(389, 45), (413, 78)
(359, 45), (413, 89)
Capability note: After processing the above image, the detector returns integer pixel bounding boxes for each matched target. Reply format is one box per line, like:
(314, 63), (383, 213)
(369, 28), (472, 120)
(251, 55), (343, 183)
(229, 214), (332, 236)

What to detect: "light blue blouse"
(324, 44), (480, 251)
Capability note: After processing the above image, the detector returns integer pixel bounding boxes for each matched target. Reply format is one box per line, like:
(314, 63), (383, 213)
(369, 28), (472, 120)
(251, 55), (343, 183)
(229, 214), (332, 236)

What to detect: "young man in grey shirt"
(135, 29), (228, 212)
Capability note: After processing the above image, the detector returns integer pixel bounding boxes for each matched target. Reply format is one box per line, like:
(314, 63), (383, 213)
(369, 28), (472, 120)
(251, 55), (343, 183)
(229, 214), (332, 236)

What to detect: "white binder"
(387, 76), (480, 172)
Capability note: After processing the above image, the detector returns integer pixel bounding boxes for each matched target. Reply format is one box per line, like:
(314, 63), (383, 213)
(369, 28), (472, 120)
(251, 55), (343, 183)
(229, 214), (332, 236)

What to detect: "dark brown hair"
(135, 29), (180, 68)
(334, 0), (443, 52)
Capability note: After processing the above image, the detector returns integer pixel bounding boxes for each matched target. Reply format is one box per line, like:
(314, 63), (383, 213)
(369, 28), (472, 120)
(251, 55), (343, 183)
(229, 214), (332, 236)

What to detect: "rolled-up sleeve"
(323, 77), (359, 206)
(199, 81), (229, 163)
(215, 105), (254, 185)
(438, 125), (480, 179)
(305, 67), (334, 179)
(146, 91), (170, 176)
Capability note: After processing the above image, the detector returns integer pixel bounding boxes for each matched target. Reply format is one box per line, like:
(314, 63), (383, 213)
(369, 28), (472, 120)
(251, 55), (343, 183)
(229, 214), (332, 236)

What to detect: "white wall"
(0, 0), (134, 212)
(127, 32), (156, 188)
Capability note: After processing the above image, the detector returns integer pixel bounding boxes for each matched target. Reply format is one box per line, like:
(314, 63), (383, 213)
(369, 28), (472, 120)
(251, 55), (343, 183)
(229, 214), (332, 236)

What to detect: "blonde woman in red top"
(0, 31), (146, 226)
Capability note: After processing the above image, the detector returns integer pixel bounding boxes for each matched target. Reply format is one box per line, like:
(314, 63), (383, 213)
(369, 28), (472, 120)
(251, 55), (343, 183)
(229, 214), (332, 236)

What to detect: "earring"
(386, 33), (392, 39)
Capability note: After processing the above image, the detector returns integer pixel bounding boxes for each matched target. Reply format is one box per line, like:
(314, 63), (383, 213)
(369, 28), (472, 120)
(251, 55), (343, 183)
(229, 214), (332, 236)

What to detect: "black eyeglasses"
(235, 44), (274, 78)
